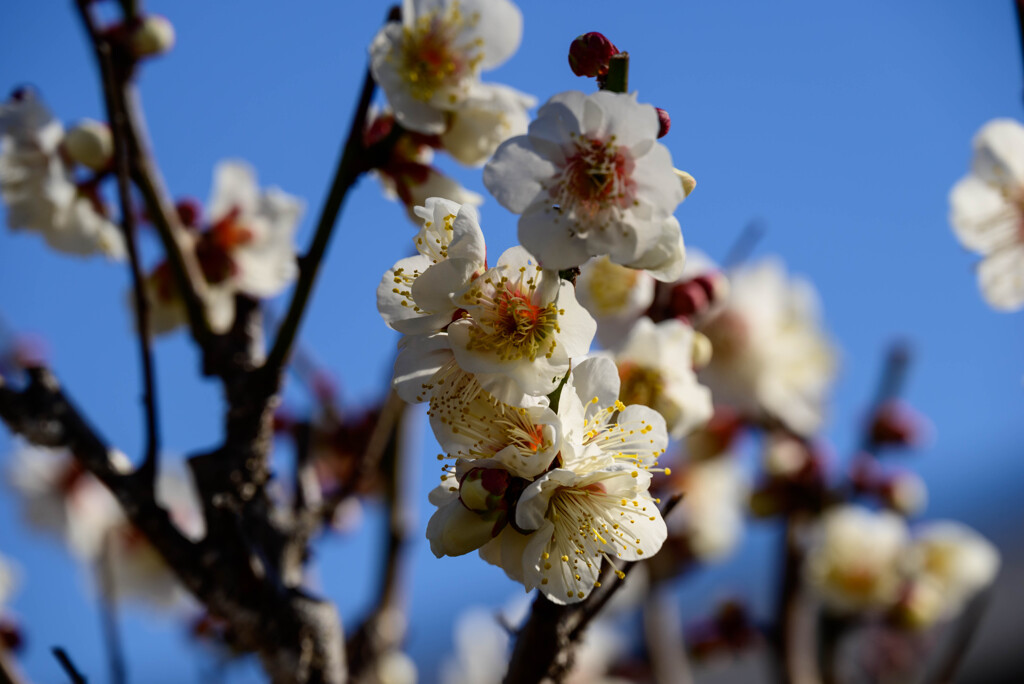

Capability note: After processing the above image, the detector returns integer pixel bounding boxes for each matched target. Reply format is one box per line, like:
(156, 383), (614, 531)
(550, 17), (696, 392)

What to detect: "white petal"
(393, 333), (453, 403)
(979, 243), (1024, 311)
(949, 175), (1020, 254)
(207, 160), (259, 223)
(484, 136), (556, 213)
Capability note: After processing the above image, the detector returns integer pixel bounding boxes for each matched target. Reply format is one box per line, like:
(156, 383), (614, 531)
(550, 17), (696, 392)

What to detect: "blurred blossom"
(805, 505), (908, 613)
(601, 316), (713, 439)
(949, 118), (1024, 311)
(697, 257), (837, 435)
(901, 521), (999, 624)
(484, 90), (686, 277)
(361, 649), (418, 684)
(576, 256), (655, 349)
(370, 0), (523, 135)
(0, 90), (124, 258)
(0, 553), (17, 609)
(668, 455), (748, 562)
(145, 160), (304, 334)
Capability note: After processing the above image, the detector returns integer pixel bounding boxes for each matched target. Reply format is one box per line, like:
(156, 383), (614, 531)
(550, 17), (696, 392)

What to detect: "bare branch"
(52, 647), (88, 684)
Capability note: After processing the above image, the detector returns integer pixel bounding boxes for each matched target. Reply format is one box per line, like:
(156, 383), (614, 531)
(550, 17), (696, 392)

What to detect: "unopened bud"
(131, 15), (176, 57)
(568, 32), (619, 78)
(459, 467), (511, 513)
(884, 472), (928, 516)
(691, 331), (713, 369)
(763, 436), (808, 477)
(175, 198), (202, 229)
(656, 108), (671, 138)
(675, 169), (697, 198)
(0, 618), (23, 652)
(870, 400), (927, 448)
(64, 119), (113, 172)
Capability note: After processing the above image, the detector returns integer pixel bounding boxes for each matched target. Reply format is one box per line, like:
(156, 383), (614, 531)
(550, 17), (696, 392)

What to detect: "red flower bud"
(656, 107), (671, 138)
(175, 198), (202, 229)
(568, 32), (619, 78)
(869, 400), (926, 448)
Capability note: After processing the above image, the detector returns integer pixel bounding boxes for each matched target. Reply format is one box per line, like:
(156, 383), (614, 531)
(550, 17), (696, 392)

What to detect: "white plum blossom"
(576, 256), (655, 349)
(0, 90), (124, 258)
(392, 244), (596, 407)
(697, 257), (836, 435)
(370, 0), (523, 134)
(606, 317), (713, 439)
(441, 83), (535, 166)
(378, 197), (487, 336)
(903, 521), (999, 622)
(476, 358), (669, 604)
(146, 160), (304, 334)
(668, 456), (748, 562)
(447, 246), (596, 403)
(484, 90), (686, 276)
(805, 505), (909, 613)
(949, 118), (1024, 310)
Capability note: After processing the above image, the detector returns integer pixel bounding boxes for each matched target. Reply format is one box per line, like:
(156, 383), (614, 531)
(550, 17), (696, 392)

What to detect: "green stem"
(603, 53), (630, 93)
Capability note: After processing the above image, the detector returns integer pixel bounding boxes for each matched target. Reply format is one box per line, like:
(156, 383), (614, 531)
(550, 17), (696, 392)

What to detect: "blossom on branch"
(949, 118), (1024, 311)
(484, 90), (686, 276)
(370, 0), (523, 135)
(145, 160), (304, 334)
(0, 89), (124, 258)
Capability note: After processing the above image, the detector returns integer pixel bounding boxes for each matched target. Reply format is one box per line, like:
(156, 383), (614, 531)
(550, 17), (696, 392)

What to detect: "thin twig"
(262, 61), (379, 379)
(0, 648), (27, 684)
(723, 219), (767, 268)
(52, 647), (88, 684)
(98, 537), (127, 684)
(88, 8), (161, 485)
(857, 341), (911, 454)
(776, 515), (821, 684)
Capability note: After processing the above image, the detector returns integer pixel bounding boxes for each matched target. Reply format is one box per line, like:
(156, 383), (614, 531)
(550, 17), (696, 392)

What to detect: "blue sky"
(1, 1), (1023, 682)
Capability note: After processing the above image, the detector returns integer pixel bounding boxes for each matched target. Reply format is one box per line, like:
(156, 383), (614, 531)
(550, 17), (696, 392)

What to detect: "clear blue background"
(1, 1), (1022, 682)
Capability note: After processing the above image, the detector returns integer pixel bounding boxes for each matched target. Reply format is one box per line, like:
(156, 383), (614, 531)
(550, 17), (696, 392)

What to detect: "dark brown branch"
(84, 8), (161, 486)
(98, 538), (127, 684)
(926, 587), (993, 684)
(0, 648), (28, 684)
(52, 647), (88, 684)
(775, 515), (820, 684)
(262, 61), (379, 379)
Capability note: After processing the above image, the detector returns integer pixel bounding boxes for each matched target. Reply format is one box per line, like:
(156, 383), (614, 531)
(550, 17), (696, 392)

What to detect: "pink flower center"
(553, 136), (636, 224)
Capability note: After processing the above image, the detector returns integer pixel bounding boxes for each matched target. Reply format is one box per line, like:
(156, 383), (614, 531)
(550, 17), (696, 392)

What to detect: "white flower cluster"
(0, 90), (124, 258)
(7, 443), (203, 607)
(378, 193), (714, 603)
(804, 505), (999, 628)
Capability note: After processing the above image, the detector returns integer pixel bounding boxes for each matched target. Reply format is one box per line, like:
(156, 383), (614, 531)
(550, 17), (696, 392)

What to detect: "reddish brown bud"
(0, 618), (24, 652)
(175, 198), (202, 229)
(568, 32), (619, 78)
(656, 107), (671, 138)
(869, 400), (926, 448)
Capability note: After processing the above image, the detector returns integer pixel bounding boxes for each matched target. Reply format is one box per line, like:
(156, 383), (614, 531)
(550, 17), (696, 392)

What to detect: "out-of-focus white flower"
(102, 465), (204, 607)
(484, 90), (686, 276)
(378, 198), (487, 336)
(370, 0), (523, 134)
(805, 505), (908, 613)
(0, 553), (18, 609)
(669, 456), (748, 562)
(441, 83), (535, 166)
(949, 119), (1024, 311)
(607, 317), (713, 439)
(698, 257), (836, 435)
(363, 649), (418, 684)
(904, 521), (999, 621)
(440, 600), (628, 684)
(576, 256), (655, 349)
(7, 443), (123, 559)
(0, 90), (124, 258)
(146, 160), (304, 334)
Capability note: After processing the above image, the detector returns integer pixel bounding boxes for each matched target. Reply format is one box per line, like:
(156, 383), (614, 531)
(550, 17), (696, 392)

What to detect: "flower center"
(466, 283), (562, 362)
(196, 207), (254, 284)
(584, 257), (642, 314)
(552, 135), (636, 226)
(400, 2), (484, 103)
(618, 362), (665, 410)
